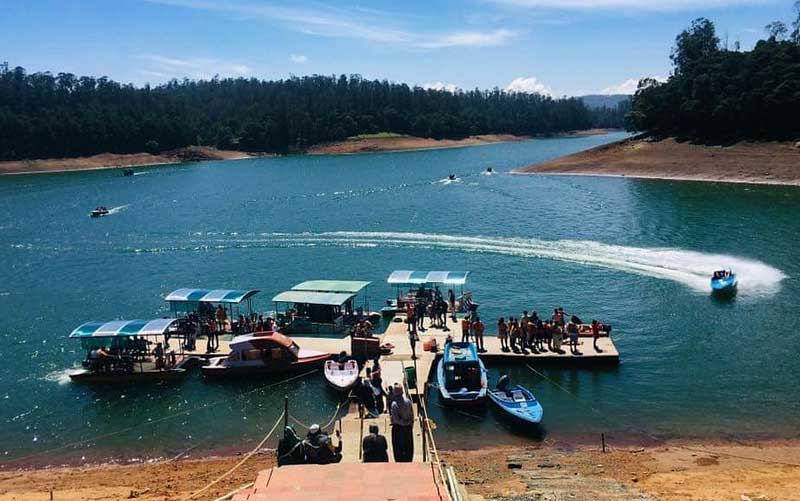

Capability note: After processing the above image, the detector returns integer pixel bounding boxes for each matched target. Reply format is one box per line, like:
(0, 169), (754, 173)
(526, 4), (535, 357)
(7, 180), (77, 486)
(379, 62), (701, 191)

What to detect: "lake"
(2, 131), (799, 465)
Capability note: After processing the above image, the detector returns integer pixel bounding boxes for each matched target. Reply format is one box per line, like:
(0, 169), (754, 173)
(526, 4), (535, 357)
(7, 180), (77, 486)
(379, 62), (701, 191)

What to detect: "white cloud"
(505, 77), (552, 96)
(490, 0), (770, 10)
(422, 82), (459, 93)
(147, 0), (518, 49)
(417, 29), (517, 49)
(600, 76), (666, 94)
(289, 54), (308, 64)
(137, 54), (252, 80)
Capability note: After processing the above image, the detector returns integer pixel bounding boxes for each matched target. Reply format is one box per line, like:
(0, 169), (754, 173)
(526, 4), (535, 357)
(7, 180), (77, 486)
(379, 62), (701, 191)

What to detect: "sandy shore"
(3, 438), (799, 500)
(0, 147), (253, 176)
(515, 136), (800, 186)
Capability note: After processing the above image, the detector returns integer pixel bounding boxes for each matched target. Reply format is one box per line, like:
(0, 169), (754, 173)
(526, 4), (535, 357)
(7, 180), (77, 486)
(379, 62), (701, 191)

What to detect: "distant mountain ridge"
(579, 94), (632, 109)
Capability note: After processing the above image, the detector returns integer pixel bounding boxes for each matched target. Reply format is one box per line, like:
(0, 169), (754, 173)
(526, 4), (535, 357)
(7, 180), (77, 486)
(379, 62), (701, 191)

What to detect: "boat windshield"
(444, 361), (481, 391)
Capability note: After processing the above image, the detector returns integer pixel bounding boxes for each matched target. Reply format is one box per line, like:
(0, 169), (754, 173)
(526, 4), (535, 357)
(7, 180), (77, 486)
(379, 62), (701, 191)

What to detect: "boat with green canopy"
(272, 289), (358, 336)
(384, 270), (476, 316)
(67, 318), (191, 383)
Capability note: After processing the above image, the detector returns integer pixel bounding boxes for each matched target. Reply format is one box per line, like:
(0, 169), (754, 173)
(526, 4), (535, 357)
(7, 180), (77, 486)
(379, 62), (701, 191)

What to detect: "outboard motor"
(496, 374), (510, 392)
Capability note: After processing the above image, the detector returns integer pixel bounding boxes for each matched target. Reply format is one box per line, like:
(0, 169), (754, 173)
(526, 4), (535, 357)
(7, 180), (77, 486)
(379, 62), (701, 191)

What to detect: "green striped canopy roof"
(291, 280), (371, 294)
(165, 288), (260, 304)
(272, 290), (356, 306)
(387, 270), (470, 285)
(69, 318), (178, 338)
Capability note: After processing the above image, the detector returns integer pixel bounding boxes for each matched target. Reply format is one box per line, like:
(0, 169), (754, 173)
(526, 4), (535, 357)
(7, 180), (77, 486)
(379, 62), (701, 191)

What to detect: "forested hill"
(627, 8), (800, 143)
(0, 70), (619, 161)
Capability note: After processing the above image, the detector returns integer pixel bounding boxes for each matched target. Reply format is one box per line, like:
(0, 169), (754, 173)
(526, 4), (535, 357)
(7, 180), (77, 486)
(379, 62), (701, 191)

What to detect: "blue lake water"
(2, 131), (799, 465)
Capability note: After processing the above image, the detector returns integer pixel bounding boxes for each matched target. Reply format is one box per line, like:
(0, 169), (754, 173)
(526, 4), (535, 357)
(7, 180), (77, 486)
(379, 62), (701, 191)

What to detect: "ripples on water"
(2, 131), (799, 464)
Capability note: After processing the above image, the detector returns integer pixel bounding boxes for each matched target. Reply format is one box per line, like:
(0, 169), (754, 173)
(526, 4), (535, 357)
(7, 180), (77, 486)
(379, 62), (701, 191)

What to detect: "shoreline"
(0, 129), (619, 176)
(0, 146), (256, 176)
(2, 436), (799, 500)
(514, 136), (800, 187)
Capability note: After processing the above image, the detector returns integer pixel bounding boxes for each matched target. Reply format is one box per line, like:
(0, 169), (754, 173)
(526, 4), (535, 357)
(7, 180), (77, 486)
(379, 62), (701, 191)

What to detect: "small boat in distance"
(324, 358), (359, 392)
(90, 206), (109, 217)
(122, 168), (135, 176)
(448, 173), (457, 181)
(436, 341), (487, 404)
(202, 331), (329, 378)
(488, 375), (543, 425)
(711, 269), (737, 296)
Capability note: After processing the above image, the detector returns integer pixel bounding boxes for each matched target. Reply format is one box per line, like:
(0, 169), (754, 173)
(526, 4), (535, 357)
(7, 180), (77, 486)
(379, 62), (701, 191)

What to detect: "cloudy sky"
(3, 0), (795, 96)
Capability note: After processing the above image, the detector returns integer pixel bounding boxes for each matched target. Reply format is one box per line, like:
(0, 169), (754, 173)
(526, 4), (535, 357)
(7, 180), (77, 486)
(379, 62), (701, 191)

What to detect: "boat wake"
(42, 368), (75, 385)
(131, 231), (786, 296)
(262, 232), (786, 295)
(436, 176), (461, 185)
(106, 204), (130, 215)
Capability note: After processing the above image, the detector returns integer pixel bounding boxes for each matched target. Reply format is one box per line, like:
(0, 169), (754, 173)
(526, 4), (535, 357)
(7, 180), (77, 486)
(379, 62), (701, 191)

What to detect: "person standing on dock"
(567, 320), (580, 355)
(409, 325), (418, 361)
(497, 317), (509, 352)
(448, 289), (456, 321)
(216, 305), (227, 333)
(460, 315), (470, 342)
(390, 386), (414, 462)
(473, 317), (485, 353)
(362, 424), (389, 463)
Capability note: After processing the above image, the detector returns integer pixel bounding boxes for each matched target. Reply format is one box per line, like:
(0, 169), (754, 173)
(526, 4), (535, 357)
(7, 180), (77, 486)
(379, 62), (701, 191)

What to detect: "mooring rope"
(524, 364), (800, 468)
(184, 410), (285, 500)
(4, 369), (319, 464)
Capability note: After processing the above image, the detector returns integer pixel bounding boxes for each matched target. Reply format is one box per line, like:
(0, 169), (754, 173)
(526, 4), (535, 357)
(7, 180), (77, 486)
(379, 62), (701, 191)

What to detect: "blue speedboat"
(488, 375), (543, 425)
(711, 269), (737, 296)
(437, 342), (487, 404)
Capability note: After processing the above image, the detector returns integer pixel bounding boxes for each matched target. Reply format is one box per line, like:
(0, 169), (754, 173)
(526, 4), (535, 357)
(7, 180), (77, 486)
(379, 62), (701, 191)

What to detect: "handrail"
(418, 382), (454, 501)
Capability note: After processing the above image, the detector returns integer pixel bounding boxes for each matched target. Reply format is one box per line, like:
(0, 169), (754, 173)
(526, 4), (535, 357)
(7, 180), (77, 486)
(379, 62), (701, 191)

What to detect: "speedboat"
(488, 375), (543, 425)
(201, 331), (329, 378)
(448, 174), (457, 181)
(711, 269), (737, 296)
(436, 342), (487, 404)
(324, 359), (359, 392)
(122, 168), (135, 176)
(90, 206), (109, 217)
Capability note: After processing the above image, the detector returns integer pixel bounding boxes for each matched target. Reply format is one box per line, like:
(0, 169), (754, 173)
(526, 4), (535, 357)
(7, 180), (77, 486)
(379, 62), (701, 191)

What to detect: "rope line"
(184, 410), (285, 500)
(524, 364), (800, 468)
(4, 369), (319, 464)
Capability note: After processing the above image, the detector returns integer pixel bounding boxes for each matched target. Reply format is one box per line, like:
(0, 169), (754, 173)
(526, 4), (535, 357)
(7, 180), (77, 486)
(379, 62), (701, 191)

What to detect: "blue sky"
(3, 0), (796, 96)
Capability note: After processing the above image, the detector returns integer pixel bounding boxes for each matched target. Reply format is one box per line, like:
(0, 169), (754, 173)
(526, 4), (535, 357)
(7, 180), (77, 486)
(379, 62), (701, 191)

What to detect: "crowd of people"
(493, 308), (604, 355)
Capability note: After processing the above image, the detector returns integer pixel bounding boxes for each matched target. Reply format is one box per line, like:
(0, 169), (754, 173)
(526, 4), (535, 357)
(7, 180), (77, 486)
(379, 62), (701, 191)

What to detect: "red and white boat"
(201, 331), (329, 378)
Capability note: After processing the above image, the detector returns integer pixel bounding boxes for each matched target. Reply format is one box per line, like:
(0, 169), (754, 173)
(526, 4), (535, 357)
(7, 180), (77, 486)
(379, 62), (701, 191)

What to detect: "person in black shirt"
(362, 424), (389, 462)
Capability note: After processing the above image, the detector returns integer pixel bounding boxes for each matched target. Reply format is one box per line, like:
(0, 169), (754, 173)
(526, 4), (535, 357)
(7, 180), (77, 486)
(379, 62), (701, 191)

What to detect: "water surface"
(2, 131), (798, 465)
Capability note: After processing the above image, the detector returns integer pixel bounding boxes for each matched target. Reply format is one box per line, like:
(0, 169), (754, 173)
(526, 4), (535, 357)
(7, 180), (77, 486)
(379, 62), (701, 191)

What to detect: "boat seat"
(511, 390), (526, 402)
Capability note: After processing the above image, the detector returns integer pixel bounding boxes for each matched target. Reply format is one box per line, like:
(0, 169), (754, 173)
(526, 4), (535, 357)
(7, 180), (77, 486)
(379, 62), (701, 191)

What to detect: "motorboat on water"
(487, 375), (543, 425)
(122, 168), (135, 176)
(436, 342), (487, 404)
(90, 206), (109, 217)
(711, 269), (737, 296)
(448, 174), (457, 181)
(201, 331), (329, 378)
(324, 358), (359, 392)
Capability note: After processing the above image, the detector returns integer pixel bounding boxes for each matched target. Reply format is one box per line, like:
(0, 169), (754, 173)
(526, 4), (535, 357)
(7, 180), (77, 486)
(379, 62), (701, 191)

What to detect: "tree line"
(626, 3), (800, 143)
(0, 69), (625, 161)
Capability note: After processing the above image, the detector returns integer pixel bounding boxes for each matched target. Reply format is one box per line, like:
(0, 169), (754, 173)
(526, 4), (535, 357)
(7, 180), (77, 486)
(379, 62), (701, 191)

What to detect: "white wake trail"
(263, 231), (786, 296)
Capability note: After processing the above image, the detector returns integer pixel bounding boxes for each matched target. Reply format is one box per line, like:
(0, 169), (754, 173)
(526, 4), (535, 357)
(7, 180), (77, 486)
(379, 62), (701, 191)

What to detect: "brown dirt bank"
(441, 437), (800, 500)
(307, 133), (531, 155)
(0, 453), (276, 501)
(0, 147), (254, 176)
(515, 136), (800, 186)
(3, 438), (799, 500)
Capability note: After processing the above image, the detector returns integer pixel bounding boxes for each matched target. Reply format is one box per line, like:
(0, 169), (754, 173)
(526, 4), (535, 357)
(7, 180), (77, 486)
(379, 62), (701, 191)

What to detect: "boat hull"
(488, 386), (543, 425)
(201, 354), (329, 378)
(711, 275), (738, 296)
(324, 360), (359, 392)
(69, 368), (187, 384)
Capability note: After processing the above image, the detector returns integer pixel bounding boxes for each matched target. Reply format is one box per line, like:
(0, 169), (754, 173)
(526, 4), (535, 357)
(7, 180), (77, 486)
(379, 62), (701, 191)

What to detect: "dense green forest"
(627, 4), (800, 142)
(0, 69), (623, 160)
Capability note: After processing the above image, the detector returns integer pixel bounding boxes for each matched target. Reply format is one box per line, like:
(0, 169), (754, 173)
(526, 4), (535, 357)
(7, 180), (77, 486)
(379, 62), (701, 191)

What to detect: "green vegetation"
(0, 70), (623, 161)
(627, 3), (800, 143)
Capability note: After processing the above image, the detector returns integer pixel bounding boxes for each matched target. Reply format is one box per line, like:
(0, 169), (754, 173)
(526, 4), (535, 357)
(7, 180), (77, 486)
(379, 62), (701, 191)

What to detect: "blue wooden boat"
(488, 375), (543, 425)
(436, 342), (487, 404)
(711, 270), (737, 296)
